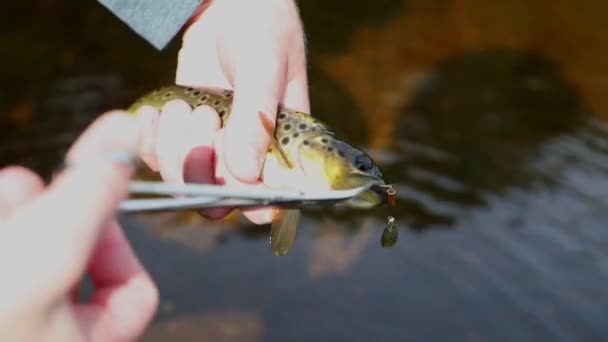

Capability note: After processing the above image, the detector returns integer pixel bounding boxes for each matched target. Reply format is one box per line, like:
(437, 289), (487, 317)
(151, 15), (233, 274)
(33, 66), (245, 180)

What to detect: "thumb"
(59, 111), (140, 231)
(222, 52), (286, 183)
(6, 112), (140, 293)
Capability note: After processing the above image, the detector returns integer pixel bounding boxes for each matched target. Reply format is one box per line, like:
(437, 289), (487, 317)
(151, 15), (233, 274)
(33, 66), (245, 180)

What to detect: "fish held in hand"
(128, 85), (394, 255)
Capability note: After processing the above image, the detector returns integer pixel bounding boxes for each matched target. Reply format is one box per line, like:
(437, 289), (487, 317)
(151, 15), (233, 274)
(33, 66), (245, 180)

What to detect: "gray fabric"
(97, 0), (203, 50)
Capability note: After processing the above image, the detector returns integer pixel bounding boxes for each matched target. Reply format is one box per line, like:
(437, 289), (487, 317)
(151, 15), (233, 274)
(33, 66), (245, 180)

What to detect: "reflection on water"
(143, 311), (264, 342)
(3, 0), (608, 341)
(392, 49), (589, 228)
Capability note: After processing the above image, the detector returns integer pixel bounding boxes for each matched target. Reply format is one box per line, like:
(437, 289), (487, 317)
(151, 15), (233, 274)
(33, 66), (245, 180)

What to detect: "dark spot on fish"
(186, 87), (194, 92)
(278, 113), (287, 120)
(284, 124), (292, 130)
(164, 93), (172, 98)
(327, 147), (334, 152)
(219, 110), (226, 117)
(281, 137), (290, 145)
(214, 100), (220, 106)
(321, 138), (328, 144)
(293, 133), (299, 138)
(338, 150), (345, 157)
(299, 123), (307, 130)
(201, 95), (209, 101)
(303, 140), (309, 146)
(193, 90), (201, 96)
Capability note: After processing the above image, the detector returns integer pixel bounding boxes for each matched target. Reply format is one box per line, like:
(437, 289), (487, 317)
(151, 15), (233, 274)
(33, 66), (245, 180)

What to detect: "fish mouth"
(347, 172), (384, 184)
(344, 173), (389, 208)
(370, 183), (389, 197)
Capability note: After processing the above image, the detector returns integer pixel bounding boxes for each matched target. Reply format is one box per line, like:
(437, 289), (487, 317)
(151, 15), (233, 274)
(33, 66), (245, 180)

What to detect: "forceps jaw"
(119, 181), (377, 213)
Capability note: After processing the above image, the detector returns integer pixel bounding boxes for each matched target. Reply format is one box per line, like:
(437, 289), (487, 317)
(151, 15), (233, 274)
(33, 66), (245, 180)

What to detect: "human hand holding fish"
(125, 0), (395, 255)
(126, 84), (393, 255)
(133, 0), (309, 225)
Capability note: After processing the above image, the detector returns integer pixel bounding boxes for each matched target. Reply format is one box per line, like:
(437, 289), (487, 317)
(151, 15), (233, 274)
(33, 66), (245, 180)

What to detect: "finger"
(182, 105), (232, 219)
(181, 105), (221, 184)
(66, 112), (139, 164)
(87, 222), (148, 288)
(282, 77), (310, 113)
(241, 206), (275, 225)
(6, 112), (140, 293)
(235, 52), (310, 224)
(282, 33), (310, 113)
(69, 283), (82, 303)
(135, 105), (160, 171)
(74, 221), (158, 342)
(222, 45), (287, 183)
(156, 99), (191, 185)
(213, 130), (275, 224)
(185, 146), (233, 220)
(240, 45), (309, 225)
(0, 166), (44, 218)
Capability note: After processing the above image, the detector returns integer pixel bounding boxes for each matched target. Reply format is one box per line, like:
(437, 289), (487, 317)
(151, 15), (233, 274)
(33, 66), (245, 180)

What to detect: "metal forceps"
(120, 181), (377, 213)
(56, 152), (381, 213)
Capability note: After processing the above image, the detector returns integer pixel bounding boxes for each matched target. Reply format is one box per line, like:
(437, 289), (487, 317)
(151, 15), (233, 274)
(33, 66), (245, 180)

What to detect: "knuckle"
(161, 99), (192, 114)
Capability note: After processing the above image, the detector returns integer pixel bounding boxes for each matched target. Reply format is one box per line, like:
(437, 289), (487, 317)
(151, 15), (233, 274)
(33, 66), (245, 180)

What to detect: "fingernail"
(244, 207), (276, 224)
(261, 208), (276, 222)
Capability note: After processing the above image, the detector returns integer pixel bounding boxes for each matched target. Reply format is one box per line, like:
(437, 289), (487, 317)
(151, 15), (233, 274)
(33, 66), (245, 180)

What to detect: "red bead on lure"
(384, 184), (397, 207)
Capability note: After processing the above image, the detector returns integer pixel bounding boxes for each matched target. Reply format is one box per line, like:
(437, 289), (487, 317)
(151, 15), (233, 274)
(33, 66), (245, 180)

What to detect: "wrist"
(183, 0), (213, 32)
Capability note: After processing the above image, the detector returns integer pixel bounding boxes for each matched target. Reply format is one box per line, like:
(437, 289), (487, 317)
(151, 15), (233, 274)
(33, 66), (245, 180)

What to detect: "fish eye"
(354, 154), (374, 172)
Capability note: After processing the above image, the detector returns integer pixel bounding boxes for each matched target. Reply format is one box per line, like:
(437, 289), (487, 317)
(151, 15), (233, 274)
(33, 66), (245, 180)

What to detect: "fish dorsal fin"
(259, 111), (294, 169)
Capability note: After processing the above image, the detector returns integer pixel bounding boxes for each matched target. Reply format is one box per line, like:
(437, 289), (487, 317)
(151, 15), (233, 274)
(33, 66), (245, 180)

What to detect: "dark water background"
(2, 1), (608, 341)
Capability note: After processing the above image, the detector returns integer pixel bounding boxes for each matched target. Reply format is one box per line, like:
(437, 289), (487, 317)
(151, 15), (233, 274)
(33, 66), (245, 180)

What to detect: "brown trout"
(128, 85), (391, 255)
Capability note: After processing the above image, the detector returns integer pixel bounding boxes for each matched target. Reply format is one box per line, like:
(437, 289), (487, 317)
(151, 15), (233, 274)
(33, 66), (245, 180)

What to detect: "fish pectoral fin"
(269, 209), (301, 256)
(268, 139), (293, 169)
(259, 111), (294, 169)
